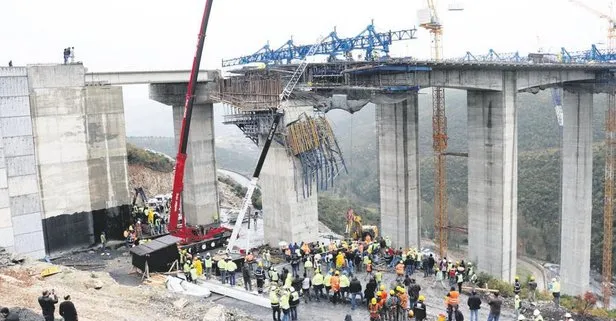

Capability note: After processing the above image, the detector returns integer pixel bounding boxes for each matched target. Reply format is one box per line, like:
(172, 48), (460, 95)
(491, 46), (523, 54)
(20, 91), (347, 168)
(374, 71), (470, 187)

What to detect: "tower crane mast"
(568, 0), (614, 307)
(420, 0), (448, 258)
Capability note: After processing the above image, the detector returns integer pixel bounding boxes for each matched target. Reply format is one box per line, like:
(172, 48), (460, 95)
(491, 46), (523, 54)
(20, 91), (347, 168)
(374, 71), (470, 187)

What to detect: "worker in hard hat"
(549, 278), (561, 308)
(386, 289), (399, 321)
(312, 270), (324, 301)
(513, 276), (522, 296)
(533, 309), (544, 321)
(397, 286), (409, 319)
(323, 270), (332, 298)
(255, 262), (266, 293)
(514, 295), (521, 320)
(376, 291), (386, 320)
(280, 288), (290, 321)
(368, 297), (380, 321)
(413, 294), (427, 321)
(269, 286), (281, 321)
(340, 271), (351, 302)
(217, 256), (227, 284)
(518, 315), (527, 321)
(204, 253), (213, 280)
(527, 276), (538, 302)
(445, 286), (460, 321)
(331, 270), (341, 304)
(564, 312), (574, 321)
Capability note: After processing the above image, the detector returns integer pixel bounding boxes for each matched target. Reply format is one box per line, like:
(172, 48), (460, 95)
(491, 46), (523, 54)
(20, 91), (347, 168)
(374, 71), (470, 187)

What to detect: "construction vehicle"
(166, 0), (233, 253)
(345, 208), (379, 242)
(225, 37), (325, 253)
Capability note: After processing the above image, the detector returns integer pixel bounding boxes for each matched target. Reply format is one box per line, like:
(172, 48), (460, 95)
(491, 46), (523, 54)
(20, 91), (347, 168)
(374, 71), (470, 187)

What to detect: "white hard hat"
(518, 315), (526, 321)
(533, 309), (541, 316)
(564, 313), (572, 318)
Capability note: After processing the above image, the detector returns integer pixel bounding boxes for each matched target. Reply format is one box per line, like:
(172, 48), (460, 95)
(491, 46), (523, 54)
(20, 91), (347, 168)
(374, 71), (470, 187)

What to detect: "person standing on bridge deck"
(69, 47), (75, 63)
(63, 47), (69, 64)
(8, 60), (12, 67)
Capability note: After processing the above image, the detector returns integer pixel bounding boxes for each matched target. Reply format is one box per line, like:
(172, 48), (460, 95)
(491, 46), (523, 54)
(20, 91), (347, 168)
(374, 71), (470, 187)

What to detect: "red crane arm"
(169, 0), (214, 237)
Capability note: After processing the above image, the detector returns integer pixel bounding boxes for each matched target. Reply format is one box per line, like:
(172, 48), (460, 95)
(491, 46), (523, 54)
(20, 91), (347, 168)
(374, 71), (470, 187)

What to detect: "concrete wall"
(261, 104), (318, 245)
(0, 67), (46, 258)
(559, 91), (593, 295)
(29, 64), (130, 254)
(467, 71), (518, 282)
(376, 95), (421, 248)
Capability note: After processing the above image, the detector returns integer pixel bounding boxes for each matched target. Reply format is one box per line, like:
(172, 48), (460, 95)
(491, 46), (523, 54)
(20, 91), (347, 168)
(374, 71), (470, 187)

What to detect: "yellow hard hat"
(376, 291), (382, 297)
(380, 285), (385, 291)
(396, 286), (404, 292)
(408, 310), (415, 318)
(390, 290), (395, 295)
(258, 262), (263, 267)
(371, 298), (377, 304)
(418, 295), (425, 301)
(335, 271), (340, 275)
(515, 276), (519, 280)
(367, 260), (372, 264)
(530, 276), (535, 281)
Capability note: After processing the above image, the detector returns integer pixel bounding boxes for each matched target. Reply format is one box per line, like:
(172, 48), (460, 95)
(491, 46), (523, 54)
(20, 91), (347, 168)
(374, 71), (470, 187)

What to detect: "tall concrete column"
(171, 103), (219, 226)
(260, 103), (318, 245)
(376, 95), (421, 248)
(559, 90), (593, 295)
(150, 83), (219, 227)
(467, 71), (518, 282)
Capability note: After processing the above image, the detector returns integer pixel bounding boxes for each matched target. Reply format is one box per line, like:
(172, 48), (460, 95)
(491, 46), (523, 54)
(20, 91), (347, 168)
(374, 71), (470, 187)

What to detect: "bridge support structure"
(467, 71), (518, 283)
(149, 83), (220, 226)
(376, 94), (421, 249)
(560, 90), (593, 295)
(260, 102), (318, 245)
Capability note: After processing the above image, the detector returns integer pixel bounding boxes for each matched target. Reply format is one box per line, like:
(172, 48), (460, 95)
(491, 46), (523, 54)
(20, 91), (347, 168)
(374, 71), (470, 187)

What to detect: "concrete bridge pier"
(149, 83), (220, 226)
(375, 94), (421, 249)
(260, 102), (318, 245)
(467, 71), (518, 282)
(560, 90), (593, 295)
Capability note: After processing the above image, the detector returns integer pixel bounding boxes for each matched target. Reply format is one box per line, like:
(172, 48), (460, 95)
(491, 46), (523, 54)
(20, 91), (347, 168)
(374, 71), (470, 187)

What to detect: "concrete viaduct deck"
(214, 60), (616, 296)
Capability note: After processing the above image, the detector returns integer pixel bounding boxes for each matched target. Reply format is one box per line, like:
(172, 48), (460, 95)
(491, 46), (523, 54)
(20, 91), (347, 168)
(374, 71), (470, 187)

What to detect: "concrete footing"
(376, 95), (421, 249)
(467, 72), (518, 282)
(260, 104), (318, 245)
(559, 91), (593, 295)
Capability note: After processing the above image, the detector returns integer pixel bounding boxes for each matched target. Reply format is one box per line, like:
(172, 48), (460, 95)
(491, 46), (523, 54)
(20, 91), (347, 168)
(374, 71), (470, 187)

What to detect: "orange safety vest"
(369, 303), (380, 317)
(446, 291), (460, 306)
(398, 293), (409, 309)
(396, 263), (404, 275)
(331, 276), (340, 292)
(381, 292), (388, 301)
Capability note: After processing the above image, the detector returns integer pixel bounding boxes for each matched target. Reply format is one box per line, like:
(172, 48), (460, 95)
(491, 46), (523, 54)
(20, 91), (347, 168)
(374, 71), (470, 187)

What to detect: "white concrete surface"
(467, 71), (518, 282)
(85, 70), (217, 85)
(376, 94), (421, 249)
(0, 66), (45, 258)
(260, 104), (318, 245)
(560, 91), (593, 295)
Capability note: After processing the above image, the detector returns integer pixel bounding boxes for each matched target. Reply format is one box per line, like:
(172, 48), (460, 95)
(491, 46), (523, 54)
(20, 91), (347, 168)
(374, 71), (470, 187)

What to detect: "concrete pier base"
(467, 72), (518, 282)
(171, 103), (219, 226)
(559, 91), (593, 295)
(376, 95), (421, 249)
(260, 104), (318, 245)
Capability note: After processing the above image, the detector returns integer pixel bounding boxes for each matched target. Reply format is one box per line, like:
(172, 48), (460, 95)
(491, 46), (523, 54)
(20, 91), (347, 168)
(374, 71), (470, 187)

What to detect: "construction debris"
(0, 247), (25, 267)
(200, 280), (270, 308)
(166, 276), (212, 297)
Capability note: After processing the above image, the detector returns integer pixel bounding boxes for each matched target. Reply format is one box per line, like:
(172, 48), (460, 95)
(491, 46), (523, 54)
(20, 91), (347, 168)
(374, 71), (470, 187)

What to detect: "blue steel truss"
(460, 44), (616, 64)
(222, 23), (417, 67)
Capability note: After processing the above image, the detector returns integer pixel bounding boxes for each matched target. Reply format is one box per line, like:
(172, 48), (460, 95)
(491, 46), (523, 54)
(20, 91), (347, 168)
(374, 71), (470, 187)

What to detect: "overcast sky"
(0, 0), (610, 136)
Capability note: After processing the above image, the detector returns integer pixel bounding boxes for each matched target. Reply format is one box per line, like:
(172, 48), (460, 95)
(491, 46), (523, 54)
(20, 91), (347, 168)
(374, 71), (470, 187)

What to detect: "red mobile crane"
(168, 0), (232, 250)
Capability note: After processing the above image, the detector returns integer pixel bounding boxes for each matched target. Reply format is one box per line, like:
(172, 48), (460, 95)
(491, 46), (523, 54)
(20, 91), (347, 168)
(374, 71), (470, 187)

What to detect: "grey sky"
(1, 0), (610, 137)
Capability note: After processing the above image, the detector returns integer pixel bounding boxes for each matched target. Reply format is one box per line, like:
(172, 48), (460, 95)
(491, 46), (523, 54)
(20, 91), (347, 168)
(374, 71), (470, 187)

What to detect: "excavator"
(345, 208), (379, 242)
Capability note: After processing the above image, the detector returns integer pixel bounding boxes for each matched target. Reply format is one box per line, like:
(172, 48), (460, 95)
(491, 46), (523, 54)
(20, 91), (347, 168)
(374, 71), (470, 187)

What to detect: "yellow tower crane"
(568, 0), (614, 307)
(418, 0), (462, 259)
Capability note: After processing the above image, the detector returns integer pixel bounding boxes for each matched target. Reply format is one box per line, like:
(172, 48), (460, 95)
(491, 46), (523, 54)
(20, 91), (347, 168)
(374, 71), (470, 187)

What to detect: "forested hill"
(129, 89), (614, 271)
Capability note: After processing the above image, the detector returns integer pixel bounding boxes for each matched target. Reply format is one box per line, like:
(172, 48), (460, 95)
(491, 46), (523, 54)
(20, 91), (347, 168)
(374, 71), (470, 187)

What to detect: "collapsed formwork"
(213, 71), (347, 197)
(286, 113), (347, 197)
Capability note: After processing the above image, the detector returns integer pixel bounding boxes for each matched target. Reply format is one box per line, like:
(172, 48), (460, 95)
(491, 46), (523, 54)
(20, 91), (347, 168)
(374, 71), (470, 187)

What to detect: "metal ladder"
(279, 36), (324, 102)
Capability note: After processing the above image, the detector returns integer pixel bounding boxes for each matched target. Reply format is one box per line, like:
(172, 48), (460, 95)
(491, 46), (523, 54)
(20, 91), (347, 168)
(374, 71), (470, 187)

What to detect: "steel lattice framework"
(222, 22), (417, 67)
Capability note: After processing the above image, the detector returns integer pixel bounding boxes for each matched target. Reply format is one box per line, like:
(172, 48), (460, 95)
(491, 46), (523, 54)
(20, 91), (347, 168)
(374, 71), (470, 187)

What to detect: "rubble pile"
(0, 247), (25, 268)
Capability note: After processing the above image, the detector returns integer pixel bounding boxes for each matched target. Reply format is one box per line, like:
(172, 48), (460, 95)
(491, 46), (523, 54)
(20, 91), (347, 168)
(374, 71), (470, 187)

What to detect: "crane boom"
(169, 0), (214, 239)
(226, 37), (324, 252)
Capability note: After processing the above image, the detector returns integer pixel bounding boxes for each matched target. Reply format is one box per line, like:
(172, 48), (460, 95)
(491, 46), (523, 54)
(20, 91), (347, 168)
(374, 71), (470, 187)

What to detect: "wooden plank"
(462, 286), (499, 293)
(199, 280), (271, 308)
